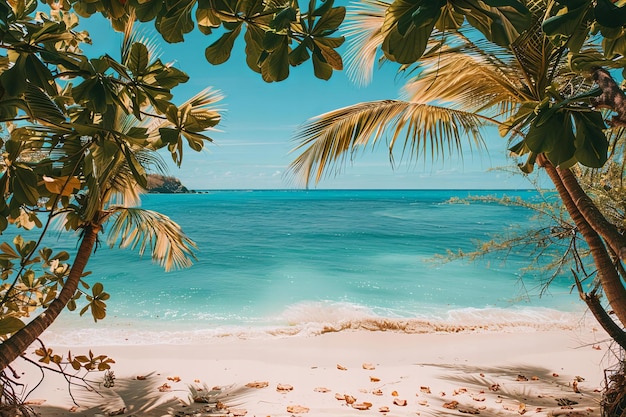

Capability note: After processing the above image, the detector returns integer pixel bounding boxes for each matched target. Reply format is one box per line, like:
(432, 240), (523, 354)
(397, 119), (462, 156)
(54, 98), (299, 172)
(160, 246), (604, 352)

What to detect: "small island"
(146, 174), (190, 193)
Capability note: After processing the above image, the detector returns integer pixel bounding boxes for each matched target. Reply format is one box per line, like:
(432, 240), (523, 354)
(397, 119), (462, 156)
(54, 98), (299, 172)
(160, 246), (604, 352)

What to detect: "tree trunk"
(556, 165), (626, 261)
(580, 290), (626, 350)
(0, 224), (99, 370)
(538, 155), (626, 328)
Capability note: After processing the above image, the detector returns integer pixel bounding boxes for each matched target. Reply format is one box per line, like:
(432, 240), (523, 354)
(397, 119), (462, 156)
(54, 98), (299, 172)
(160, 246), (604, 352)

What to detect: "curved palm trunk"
(0, 224), (99, 370)
(581, 290), (626, 350)
(539, 155), (626, 331)
(556, 167), (626, 260)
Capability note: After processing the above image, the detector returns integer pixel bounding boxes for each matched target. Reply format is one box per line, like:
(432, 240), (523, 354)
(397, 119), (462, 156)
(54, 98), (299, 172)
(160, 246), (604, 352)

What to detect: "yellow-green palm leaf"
(106, 207), (197, 271)
(343, 0), (390, 86)
(402, 48), (531, 116)
(289, 100), (490, 186)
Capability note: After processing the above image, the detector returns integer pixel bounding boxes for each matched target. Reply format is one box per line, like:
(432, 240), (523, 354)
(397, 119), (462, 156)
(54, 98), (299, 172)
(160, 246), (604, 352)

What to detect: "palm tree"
(289, 0), (626, 348)
(0, 24), (223, 371)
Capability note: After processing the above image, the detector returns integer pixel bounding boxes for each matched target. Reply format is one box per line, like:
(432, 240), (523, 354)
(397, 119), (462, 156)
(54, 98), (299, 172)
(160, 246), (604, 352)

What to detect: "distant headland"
(146, 174), (190, 194)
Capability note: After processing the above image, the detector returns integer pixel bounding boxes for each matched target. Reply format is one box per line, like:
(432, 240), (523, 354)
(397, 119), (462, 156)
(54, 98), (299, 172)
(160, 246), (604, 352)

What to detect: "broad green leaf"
(542, 2), (590, 37)
(261, 40), (289, 82)
(289, 42), (310, 66)
(157, 0), (195, 43)
(159, 127), (180, 145)
(12, 166), (39, 206)
(205, 25), (242, 65)
(93, 282), (104, 295)
(315, 38), (343, 70)
(127, 42), (150, 75)
(271, 6), (296, 30)
(135, 0), (163, 22)
(0, 242), (19, 259)
(383, 21), (435, 64)
(25, 55), (57, 97)
(462, 0), (530, 47)
(573, 111), (608, 168)
(524, 111), (563, 154)
(182, 131), (206, 150)
(152, 63), (189, 89)
(0, 317), (24, 335)
(264, 31), (285, 52)
(312, 52), (332, 80)
(0, 54), (27, 97)
(312, 0), (334, 16)
(196, 0), (221, 33)
(595, 0), (626, 29)
(312, 4), (345, 35)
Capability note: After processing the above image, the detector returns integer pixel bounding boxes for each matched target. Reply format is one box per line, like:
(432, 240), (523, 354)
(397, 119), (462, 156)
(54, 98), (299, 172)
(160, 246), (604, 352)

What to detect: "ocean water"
(37, 189), (587, 345)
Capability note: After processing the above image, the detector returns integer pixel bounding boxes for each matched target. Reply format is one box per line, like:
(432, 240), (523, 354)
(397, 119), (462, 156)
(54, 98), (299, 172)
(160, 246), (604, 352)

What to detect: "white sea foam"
(43, 301), (593, 347)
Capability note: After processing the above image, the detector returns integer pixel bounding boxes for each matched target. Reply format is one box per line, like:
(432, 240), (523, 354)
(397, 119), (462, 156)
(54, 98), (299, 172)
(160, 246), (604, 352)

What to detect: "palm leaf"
(148, 87), (224, 139)
(121, 15), (162, 67)
(343, 0), (390, 86)
(402, 48), (529, 117)
(289, 100), (490, 186)
(105, 207), (197, 271)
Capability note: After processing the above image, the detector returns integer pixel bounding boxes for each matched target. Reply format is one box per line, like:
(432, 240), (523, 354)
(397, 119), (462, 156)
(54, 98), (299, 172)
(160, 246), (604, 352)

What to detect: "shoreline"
(26, 326), (611, 416)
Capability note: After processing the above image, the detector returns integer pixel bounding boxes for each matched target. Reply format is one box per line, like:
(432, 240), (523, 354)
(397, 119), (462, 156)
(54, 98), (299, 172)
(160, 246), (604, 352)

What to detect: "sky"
(79, 9), (539, 191)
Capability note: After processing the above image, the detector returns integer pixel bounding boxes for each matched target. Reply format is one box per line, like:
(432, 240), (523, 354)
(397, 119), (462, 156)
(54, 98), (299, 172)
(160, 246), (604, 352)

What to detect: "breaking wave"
(44, 301), (592, 346)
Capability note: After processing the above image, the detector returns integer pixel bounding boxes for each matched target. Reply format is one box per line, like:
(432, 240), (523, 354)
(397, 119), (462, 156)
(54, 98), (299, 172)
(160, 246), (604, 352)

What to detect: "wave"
(42, 301), (593, 347)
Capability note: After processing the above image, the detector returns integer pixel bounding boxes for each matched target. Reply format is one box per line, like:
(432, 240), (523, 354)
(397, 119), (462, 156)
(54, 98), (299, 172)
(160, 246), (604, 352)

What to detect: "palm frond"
(106, 207), (197, 271)
(148, 87), (225, 138)
(402, 49), (529, 117)
(121, 15), (162, 67)
(289, 100), (491, 186)
(343, 0), (390, 86)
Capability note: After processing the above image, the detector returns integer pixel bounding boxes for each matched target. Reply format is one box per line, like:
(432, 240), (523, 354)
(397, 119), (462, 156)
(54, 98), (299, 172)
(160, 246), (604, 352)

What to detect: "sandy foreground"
(21, 326), (614, 417)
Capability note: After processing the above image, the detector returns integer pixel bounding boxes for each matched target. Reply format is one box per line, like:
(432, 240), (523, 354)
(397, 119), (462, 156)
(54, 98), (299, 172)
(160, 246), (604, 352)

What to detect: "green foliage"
(0, 0), (223, 394)
(62, 0), (348, 82)
(379, 0), (531, 64)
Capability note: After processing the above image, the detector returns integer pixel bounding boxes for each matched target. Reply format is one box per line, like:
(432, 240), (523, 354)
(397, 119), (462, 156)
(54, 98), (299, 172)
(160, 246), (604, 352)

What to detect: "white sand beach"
(20, 324), (614, 417)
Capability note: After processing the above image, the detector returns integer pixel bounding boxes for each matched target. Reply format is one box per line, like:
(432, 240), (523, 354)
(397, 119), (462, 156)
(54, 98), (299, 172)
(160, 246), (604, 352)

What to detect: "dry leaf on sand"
(393, 398), (407, 406)
(337, 364), (347, 371)
(335, 393), (345, 401)
(167, 376), (181, 382)
(379, 406), (390, 413)
(370, 376), (380, 382)
(245, 381), (269, 389)
(136, 375), (147, 380)
(420, 386), (431, 394)
(286, 405), (309, 414)
(391, 390), (399, 397)
(372, 389), (383, 396)
(353, 402), (373, 410)
(443, 401), (459, 409)
(362, 363), (376, 370)
(345, 395), (357, 404)
(158, 383), (171, 392)
(230, 408), (247, 416)
(277, 383), (294, 392)
(24, 399), (46, 406)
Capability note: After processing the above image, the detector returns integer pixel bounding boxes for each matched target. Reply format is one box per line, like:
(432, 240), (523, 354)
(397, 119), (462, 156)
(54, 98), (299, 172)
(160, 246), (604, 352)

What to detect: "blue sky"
(81, 11), (537, 190)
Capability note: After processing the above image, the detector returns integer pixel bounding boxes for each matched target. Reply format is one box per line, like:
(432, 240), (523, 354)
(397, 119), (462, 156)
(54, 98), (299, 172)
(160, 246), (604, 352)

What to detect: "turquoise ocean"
(40, 189), (588, 346)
